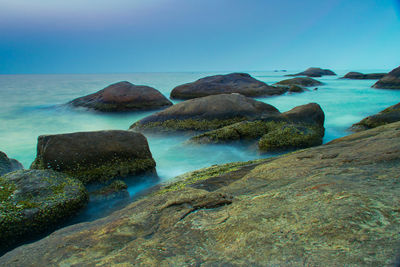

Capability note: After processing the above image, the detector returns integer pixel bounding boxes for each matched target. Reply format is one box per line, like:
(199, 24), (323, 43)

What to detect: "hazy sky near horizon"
(0, 0), (399, 74)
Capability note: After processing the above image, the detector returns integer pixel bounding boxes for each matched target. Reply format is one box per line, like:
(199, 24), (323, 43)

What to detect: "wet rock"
(31, 130), (156, 184)
(373, 66), (400, 89)
(130, 94), (280, 133)
(0, 152), (23, 176)
(68, 81), (172, 112)
(170, 73), (287, 100)
(286, 67), (336, 77)
(0, 169), (88, 254)
(89, 180), (129, 202)
(274, 77), (323, 87)
(3, 122), (400, 266)
(287, 85), (306, 93)
(342, 72), (386, 80)
(350, 102), (400, 131)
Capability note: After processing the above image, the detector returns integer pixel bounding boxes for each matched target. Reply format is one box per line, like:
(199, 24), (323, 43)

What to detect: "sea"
(1, 70), (399, 221)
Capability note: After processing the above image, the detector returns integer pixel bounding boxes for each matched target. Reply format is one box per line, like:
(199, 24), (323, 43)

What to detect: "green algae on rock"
(0, 151), (23, 176)
(0, 169), (88, 254)
(31, 130), (156, 184)
(2, 122), (400, 266)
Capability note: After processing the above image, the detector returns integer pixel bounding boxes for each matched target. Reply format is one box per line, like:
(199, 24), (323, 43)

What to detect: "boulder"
(372, 66), (400, 89)
(170, 73), (287, 100)
(342, 72), (386, 80)
(274, 77), (323, 87)
(0, 169), (88, 254)
(287, 85), (306, 93)
(31, 130), (156, 184)
(89, 180), (129, 202)
(68, 81), (172, 112)
(286, 67), (336, 77)
(0, 152), (23, 176)
(350, 102), (400, 132)
(2, 122), (400, 266)
(130, 94), (280, 133)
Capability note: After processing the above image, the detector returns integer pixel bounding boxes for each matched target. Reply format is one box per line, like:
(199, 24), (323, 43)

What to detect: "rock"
(287, 85), (306, 93)
(190, 103), (325, 150)
(89, 180), (129, 202)
(274, 77), (323, 87)
(373, 66), (400, 89)
(286, 67), (336, 77)
(342, 72), (386, 80)
(0, 169), (88, 254)
(130, 94), (280, 133)
(2, 122), (400, 266)
(31, 130), (156, 184)
(350, 102), (400, 132)
(0, 152), (23, 176)
(170, 73), (287, 100)
(68, 81), (172, 112)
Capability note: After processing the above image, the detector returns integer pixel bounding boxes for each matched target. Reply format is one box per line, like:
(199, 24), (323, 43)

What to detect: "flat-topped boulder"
(0, 169), (88, 254)
(68, 81), (172, 112)
(0, 151), (23, 176)
(373, 66), (400, 89)
(342, 72), (386, 80)
(286, 67), (336, 77)
(170, 73), (287, 100)
(3, 122), (400, 266)
(130, 94), (280, 132)
(350, 102), (400, 132)
(274, 77), (323, 87)
(31, 130), (156, 184)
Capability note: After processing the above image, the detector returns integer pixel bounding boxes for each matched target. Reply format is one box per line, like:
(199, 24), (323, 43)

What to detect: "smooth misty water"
(1, 70), (399, 220)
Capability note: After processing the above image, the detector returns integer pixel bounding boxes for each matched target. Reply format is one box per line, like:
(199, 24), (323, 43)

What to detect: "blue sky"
(0, 0), (399, 73)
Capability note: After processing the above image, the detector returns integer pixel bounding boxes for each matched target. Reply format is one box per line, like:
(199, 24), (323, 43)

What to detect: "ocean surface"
(1, 70), (399, 220)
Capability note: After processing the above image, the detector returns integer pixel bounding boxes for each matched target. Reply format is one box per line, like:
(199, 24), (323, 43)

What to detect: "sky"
(0, 0), (399, 74)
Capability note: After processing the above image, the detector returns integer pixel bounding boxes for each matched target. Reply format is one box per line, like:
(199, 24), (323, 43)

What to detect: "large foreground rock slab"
(31, 130), (156, 184)
(373, 66), (400, 89)
(286, 67), (336, 77)
(170, 73), (286, 100)
(68, 81), (172, 112)
(0, 170), (88, 254)
(130, 94), (280, 132)
(0, 151), (23, 176)
(350, 102), (400, 131)
(342, 72), (386, 80)
(3, 122), (400, 266)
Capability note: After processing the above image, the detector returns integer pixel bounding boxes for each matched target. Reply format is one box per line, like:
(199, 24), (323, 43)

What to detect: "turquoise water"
(1, 70), (399, 200)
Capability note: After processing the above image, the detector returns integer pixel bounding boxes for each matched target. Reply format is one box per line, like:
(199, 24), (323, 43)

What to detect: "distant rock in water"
(350, 102), (400, 132)
(31, 130), (156, 184)
(170, 73), (287, 100)
(372, 66), (400, 89)
(68, 81), (172, 112)
(342, 72), (386, 80)
(0, 169), (88, 254)
(286, 67), (336, 77)
(130, 93), (280, 133)
(274, 77), (322, 89)
(0, 151), (23, 176)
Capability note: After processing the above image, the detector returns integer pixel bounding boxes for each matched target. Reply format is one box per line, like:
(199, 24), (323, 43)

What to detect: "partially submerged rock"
(287, 85), (306, 93)
(31, 130), (156, 184)
(350, 102), (400, 132)
(170, 73), (286, 100)
(372, 66), (400, 89)
(2, 122), (400, 266)
(130, 94), (280, 133)
(0, 152), (23, 176)
(274, 77), (323, 87)
(286, 67), (336, 77)
(0, 169), (88, 254)
(342, 72), (386, 80)
(68, 81), (172, 112)
(89, 180), (129, 202)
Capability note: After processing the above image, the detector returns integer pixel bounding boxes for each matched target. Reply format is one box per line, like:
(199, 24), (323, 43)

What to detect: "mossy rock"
(0, 151), (23, 176)
(0, 169), (88, 253)
(258, 124), (324, 152)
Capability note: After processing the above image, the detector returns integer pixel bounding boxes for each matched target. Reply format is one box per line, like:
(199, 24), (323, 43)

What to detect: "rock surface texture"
(170, 73), (286, 100)
(350, 102), (400, 131)
(342, 72), (386, 80)
(130, 94), (280, 132)
(286, 67), (336, 77)
(69, 81), (172, 112)
(0, 169), (88, 254)
(0, 151), (23, 176)
(31, 130), (156, 184)
(373, 66), (400, 89)
(2, 122), (400, 266)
